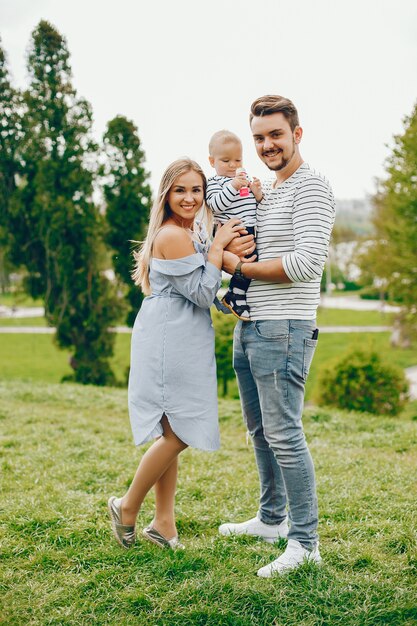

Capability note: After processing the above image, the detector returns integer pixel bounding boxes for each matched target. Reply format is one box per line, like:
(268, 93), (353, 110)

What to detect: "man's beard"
(264, 142), (295, 171)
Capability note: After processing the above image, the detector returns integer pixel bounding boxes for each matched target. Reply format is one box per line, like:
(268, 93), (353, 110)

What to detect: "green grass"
(0, 333), (73, 382)
(2, 331), (416, 404)
(316, 307), (394, 327)
(0, 306), (394, 329)
(0, 292), (44, 307)
(0, 316), (47, 326)
(1, 380), (416, 625)
(0, 333), (131, 385)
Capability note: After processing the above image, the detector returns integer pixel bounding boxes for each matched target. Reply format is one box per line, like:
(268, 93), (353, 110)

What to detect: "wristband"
(234, 261), (244, 278)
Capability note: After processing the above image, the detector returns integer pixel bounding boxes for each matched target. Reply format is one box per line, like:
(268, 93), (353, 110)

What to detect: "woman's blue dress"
(128, 239), (222, 451)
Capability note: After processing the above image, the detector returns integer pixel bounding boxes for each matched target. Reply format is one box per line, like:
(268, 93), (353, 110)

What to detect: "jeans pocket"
(254, 321), (288, 341)
(303, 338), (317, 381)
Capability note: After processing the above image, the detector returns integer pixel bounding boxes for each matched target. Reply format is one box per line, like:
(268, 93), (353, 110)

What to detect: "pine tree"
(14, 21), (120, 384)
(102, 115), (152, 326)
(212, 312), (236, 397)
(0, 39), (24, 289)
(359, 102), (417, 341)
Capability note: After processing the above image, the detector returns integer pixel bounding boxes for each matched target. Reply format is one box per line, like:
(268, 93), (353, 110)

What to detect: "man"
(221, 95), (335, 577)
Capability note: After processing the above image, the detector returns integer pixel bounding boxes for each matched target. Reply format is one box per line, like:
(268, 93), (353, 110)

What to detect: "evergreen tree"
(213, 312), (236, 397)
(13, 20), (120, 384)
(102, 115), (152, 326)
(359, 102), (417, 341)
(0, 39), (24, 288)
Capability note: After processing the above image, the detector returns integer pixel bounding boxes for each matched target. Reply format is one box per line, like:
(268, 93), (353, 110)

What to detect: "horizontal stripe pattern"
(247, 163), (335, 320)
(206, 175), (257, 226)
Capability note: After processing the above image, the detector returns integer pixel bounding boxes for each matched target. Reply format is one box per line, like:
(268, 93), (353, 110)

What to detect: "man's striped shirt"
(247, 163), (335, 320)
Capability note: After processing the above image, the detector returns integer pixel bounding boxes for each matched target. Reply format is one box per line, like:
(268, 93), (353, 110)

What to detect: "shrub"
(212, 309), (237, 397)
(318, 349), (409, 416)
(359, 286), (388, 301)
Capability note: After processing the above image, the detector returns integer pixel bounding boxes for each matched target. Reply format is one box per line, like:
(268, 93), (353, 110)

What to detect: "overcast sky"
(1, 0), (416, 199)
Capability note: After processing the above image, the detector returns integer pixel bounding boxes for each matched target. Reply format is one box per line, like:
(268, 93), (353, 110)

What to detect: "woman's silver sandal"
(107, 496), (136, 548)
(143, 525), (184, 550)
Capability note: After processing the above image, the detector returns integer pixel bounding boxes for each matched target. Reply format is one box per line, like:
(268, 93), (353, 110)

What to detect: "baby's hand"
(250, 177), (263, 202)
(231, 173), (249, 191)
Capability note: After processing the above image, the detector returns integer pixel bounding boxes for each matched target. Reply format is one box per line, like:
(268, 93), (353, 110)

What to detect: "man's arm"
(280, 176), (335, 283)
(240, 258), (291, 282)
(222, 254), (291, 282)
(224, 175), (335, 284)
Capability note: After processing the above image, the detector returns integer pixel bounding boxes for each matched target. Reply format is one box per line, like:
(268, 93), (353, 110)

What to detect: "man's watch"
(234, 261), (244, 278)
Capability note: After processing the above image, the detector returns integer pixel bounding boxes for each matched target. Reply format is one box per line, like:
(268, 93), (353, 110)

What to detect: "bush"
(212, 309), (237, 397)
(359, 285), (388, 301)
(343, 280), (362, 292)
(318, 349), (409, 416)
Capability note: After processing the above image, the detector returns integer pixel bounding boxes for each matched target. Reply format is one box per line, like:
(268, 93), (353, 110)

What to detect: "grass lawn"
(0, 307), (393, 328)
(1, 331), (416, 404)
(0, 333), (131, 386)
(316, 308), (394, 327)
(1, 380), (416, 625)
(0, 316), (48, 326)
(0, 292), (44, 308)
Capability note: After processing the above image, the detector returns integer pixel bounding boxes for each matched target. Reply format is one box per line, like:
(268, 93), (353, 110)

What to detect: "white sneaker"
(257, 539), (322, 577)
(219, 514), (288, 544)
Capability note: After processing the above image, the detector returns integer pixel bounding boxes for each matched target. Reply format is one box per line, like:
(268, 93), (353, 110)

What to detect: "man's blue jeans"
(233, 319), (319, 549)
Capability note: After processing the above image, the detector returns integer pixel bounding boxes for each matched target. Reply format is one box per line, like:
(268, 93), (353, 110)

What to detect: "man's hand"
(225, 233), (256, 261)
(222, 250), (241, 275)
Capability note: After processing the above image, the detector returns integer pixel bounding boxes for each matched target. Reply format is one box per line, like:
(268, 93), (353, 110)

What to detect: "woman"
(108, 158), (240, 549)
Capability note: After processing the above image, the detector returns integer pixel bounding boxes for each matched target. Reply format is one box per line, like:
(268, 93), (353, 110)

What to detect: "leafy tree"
(102, 116), (152, 326)
(331, 223), (360, 244)
(7, 21), (121, 384)
(359, 102), (417, 342)
(320, 262), (345, 293)
(212, 311), (236, 397)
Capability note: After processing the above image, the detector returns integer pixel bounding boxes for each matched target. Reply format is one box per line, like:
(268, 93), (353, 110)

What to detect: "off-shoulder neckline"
(151, 251), (204, 263)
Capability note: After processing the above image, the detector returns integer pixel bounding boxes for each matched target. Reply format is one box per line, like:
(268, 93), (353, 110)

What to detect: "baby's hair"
(209, 130), (242, 156)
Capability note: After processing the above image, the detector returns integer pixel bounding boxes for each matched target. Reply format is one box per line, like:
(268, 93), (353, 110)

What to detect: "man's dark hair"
(250, 95), (299, 131)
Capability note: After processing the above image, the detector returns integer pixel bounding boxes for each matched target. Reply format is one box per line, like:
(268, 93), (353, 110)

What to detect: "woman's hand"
(208, 220), (242, 270)
(212, 219), (242, 249)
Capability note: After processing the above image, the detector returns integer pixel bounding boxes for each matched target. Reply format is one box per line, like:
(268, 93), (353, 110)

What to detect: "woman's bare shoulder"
(153, 225), (195, 260)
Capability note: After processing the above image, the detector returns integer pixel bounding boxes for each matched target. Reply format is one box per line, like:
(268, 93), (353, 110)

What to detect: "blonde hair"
(208, 129), (241, 156)
(132, 158), (209, 295)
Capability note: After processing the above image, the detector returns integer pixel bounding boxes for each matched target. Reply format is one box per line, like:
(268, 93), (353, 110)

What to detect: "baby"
(206, 130), (262, 320)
